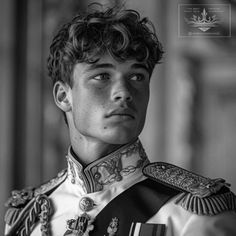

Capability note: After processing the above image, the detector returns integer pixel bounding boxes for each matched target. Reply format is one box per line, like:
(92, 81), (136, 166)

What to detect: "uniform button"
(79, 197), (94, 212)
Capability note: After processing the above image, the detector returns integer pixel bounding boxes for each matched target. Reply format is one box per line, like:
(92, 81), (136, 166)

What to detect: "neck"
(70, 135), (123, 166)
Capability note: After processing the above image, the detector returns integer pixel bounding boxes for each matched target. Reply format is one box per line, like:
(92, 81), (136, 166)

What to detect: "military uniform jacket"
(4, 139), (236, 236)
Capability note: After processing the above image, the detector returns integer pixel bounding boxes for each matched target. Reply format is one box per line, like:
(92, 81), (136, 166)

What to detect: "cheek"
(72, 90), (106, 123)
(85, 86), (109, 103)
(73, 86), (106, 107)
(136, 88), (150, 107)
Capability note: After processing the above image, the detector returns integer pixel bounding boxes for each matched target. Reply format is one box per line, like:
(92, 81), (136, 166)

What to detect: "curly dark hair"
(47, 6), (163, 87)
(48, 8), (163, 87)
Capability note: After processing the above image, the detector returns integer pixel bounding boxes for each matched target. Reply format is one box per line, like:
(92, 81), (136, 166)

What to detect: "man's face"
(69, 54), (150, 145)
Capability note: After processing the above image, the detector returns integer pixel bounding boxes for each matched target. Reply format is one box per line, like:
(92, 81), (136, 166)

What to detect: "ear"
(53, 81), (72, 112)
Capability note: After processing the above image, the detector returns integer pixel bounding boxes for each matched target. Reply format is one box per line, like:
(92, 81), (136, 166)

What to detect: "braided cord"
(38, 195), (51, 236)
(18, 195), (51, 236)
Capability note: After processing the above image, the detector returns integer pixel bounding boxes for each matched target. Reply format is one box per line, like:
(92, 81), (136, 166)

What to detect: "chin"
(101, 129), (140, 145)
(99, 122), (144, 145)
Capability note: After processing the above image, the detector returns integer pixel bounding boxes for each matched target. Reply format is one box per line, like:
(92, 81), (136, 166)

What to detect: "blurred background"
(0, 0), (236, 233)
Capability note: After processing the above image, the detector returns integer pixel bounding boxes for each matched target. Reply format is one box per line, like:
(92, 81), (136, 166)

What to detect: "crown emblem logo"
(184, 8), (220, 32)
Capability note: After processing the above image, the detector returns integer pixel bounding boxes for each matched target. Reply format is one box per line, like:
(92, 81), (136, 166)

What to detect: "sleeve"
(181, 211), (236, 236)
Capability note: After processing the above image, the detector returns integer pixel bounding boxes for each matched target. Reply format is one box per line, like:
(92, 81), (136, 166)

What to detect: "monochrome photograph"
(0, 0), (236, 235)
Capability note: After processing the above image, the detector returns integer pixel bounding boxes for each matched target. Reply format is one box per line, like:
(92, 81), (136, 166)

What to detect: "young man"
(4, 6), (236, 236)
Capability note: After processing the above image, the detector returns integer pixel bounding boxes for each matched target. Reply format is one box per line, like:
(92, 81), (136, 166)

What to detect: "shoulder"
(4, 169), (67, 235)
(143, 162), (236, 216)
(150, 194), (236, 236)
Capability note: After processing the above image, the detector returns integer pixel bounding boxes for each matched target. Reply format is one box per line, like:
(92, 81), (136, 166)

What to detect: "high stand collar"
(66, 139), (149, 193)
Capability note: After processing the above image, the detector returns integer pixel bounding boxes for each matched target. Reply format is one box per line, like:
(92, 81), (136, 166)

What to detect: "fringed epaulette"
(5, 169), (67, 236)
(143, 162), (236, 216)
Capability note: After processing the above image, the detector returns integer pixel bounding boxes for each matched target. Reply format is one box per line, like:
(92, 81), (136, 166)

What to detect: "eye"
(129, 74), (145, 81)
(93, 73), (110, 81)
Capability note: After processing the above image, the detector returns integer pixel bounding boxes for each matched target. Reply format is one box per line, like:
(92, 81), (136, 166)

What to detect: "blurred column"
(24, 0), (44, 186)
(0, 1), (44, 232)
(0, 0), (16, 233)
(9, 0), (44, 188)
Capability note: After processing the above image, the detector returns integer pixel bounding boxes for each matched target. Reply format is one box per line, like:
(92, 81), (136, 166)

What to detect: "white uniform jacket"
(4, 139), (236, 236)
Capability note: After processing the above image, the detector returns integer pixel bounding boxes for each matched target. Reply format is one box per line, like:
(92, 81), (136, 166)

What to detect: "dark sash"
(91, 178), (180, 236)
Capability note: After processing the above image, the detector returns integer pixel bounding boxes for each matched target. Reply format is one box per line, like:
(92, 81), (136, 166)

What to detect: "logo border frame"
(178, 3), (231, 38)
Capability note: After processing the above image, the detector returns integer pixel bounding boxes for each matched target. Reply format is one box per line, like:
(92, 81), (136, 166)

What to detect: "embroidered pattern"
(5, 170), (67, 236)
(143, 162), (230, 198)
(106, 217), (119, 236)
(64, 196), (95, 236)
(5, 188), (34, 208)
(91, 140), (148, 191)
(65, 213), (94, 236)
(67, 139), (149, 193)
(68, 158), (77, 184)
(143, 162), (236, 216)
(34, 169), (67, 196)
(14, 195), (52, 236)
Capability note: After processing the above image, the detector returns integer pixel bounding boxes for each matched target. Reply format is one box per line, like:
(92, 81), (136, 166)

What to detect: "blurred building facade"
(0, 0), (236, 233)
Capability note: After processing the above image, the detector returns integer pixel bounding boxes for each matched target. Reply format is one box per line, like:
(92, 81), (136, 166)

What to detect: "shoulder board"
(34, 168), (67, 196)
(143, 162), (236, 215)
(5, 169), (67, 229)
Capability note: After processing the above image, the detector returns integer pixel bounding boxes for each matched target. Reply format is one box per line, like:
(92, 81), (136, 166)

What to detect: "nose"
(111, 81), (133, 103)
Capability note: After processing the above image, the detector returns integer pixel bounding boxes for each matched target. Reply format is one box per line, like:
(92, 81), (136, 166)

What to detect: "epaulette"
(143, 162), (236, 216)
(4, 169), (67, 236)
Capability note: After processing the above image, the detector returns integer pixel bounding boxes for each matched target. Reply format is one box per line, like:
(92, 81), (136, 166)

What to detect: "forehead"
(74, 54), (150, 74)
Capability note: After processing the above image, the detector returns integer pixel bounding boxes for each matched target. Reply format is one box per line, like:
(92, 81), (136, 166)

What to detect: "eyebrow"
(131, 63), (149, 73)
(85, 63), (115, 71)
(85, 62), (149, 73)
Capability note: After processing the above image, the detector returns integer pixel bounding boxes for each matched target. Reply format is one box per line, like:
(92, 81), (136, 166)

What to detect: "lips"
(106, 108), (135, 119)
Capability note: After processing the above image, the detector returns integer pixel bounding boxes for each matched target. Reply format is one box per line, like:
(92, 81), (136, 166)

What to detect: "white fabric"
(30, 170), (147, 235)
(31, 139), (148, 235)
(5, 139), (236, 235)
(147, 194), (236, 236)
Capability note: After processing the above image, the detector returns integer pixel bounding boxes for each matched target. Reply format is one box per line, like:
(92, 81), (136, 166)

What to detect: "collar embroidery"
(66, 139), (149, 193)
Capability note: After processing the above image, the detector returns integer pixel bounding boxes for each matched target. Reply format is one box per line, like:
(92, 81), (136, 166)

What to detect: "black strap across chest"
(91, 178), (180, 236)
